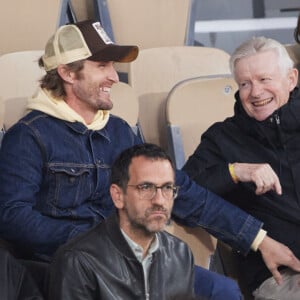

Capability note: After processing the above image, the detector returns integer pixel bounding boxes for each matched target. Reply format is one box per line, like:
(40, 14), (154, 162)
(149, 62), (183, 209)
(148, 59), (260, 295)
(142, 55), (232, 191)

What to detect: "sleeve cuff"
(228, 163), (239, 184)
(251, 228), (267, 251)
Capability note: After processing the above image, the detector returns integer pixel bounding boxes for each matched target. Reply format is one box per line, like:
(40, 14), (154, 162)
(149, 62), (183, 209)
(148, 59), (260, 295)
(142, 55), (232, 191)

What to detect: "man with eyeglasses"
(48, 143), (196, 300)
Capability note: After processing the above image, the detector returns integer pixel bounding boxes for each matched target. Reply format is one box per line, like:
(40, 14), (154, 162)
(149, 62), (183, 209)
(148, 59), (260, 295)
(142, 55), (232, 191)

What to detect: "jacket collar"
(64, 120), (111, 141)
(104, 213), (147, 259)
(105, 213), (161, 260)
(233, 87), (300, 137)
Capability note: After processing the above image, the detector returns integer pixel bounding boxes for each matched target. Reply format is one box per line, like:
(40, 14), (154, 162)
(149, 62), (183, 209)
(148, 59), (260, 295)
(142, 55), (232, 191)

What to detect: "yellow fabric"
(27, 88), (110, 130)
(251, 229), (267, 252)
(228, 163), (239, 184)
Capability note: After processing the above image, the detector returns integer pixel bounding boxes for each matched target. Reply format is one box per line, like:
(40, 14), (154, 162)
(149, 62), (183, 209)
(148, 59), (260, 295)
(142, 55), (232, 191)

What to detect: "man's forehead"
(130, 156), (169, 166)
(129, 156), (174, 178)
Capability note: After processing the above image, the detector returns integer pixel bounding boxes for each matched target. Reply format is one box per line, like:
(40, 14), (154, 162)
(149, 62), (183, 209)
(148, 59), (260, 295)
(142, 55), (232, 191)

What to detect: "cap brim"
(89, 45), (139, 63)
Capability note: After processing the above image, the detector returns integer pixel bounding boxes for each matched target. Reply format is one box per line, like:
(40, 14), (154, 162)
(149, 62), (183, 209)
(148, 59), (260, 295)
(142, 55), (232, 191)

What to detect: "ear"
(110, 184), (125, 209)
(57, 65), (76, 84)
(287, 68), (298, 91)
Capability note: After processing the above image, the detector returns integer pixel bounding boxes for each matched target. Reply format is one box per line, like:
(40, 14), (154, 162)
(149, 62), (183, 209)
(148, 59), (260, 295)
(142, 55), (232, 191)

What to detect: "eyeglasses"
(127, 183), (179, 201)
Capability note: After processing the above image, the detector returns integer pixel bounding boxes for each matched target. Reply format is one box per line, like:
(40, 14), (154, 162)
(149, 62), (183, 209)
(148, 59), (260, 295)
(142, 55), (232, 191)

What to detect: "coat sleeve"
(0, 123), (90, 256)
(173, 168), (263, 256)
(183, 128), (237, 195)
(174, 125), (263, 255)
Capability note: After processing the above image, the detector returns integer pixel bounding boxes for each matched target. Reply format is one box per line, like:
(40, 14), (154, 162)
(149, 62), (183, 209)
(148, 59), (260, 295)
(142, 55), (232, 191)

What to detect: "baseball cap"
(42, 20), (139, 71)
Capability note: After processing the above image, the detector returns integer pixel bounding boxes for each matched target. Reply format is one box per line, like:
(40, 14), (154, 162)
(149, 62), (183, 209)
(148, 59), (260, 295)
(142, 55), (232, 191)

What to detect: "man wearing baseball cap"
(0, 20), (298, 299)
(0, 20), (140, 258)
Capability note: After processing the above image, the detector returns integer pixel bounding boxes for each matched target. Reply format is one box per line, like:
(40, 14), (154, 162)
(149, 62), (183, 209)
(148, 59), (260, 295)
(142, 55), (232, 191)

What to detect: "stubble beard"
(125, 206), (170, 236)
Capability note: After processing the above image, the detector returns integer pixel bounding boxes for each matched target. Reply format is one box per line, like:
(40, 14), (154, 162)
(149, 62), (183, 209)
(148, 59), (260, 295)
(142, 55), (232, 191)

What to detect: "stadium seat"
(285, 43), (300, 86)
(0, 1), (60, 54)
(110, 82), (144, 140)
(100, 0), (194, 47)
(0, 51), (45, 131)
(128, 46), (231, 150)
(166, 75), (237, 168)
(165, 74), (237, 271)
(0, 51), (44, 100)
(94, 0), (196, 77)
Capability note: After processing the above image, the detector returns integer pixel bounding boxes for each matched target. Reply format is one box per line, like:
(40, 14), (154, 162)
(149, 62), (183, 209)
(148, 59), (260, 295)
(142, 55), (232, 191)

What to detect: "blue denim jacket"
(0, 111), (262, 257)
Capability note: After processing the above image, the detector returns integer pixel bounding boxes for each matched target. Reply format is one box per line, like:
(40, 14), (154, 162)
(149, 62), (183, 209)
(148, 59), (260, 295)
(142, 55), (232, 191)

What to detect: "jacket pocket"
(47, 165), (92, 209)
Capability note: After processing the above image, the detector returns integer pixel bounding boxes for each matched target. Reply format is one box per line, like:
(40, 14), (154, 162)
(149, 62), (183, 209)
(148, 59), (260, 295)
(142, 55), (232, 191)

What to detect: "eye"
(163, 184), (175, 191)
(138, 183), (154, 191)
(239, 82), (249, 89)
(97, 62), (108, 68)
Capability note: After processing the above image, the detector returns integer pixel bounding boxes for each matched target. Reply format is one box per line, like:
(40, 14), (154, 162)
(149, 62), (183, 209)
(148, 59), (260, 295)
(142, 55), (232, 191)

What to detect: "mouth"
(147, 213), (168, 225)
(150, 211), (167, 217)
(100, 86), (111, 94)
(253, 97), (273, 107)
(146, 209), (168, 219)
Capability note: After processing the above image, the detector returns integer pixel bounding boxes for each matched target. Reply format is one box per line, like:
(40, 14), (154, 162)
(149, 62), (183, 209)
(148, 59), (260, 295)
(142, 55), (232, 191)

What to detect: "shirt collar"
(121, 229), (159, 262)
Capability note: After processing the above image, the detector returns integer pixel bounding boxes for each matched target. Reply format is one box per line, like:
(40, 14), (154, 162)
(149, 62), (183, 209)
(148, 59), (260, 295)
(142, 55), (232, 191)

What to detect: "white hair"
(230, 36), (294, 78)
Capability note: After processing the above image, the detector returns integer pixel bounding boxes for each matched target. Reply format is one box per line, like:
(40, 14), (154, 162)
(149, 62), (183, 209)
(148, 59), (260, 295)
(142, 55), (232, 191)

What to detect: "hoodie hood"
(27, 88), (110, 131)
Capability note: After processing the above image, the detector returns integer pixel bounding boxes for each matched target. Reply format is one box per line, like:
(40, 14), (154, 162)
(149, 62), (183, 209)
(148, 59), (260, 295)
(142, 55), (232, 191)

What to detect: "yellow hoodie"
(27, 88), (110, 131)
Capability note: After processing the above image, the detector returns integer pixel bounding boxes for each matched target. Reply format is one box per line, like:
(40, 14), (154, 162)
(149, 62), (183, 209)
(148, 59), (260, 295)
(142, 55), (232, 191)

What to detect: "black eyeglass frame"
(127, 183), (179, 201)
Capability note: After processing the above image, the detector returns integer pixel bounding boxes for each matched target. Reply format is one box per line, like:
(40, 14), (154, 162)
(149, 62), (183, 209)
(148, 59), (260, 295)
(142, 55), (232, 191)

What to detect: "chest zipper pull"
(274, 113), (285, 149)
(274, 113), (280, 125)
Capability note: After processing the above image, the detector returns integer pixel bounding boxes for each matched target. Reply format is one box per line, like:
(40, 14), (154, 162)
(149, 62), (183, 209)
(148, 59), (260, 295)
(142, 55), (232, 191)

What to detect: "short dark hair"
(111, 143), (175, 190)
(38, 57), (85, 98)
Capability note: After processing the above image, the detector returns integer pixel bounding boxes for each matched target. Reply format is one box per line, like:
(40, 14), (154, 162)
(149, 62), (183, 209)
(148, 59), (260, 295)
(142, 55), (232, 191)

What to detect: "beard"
(124, 205), (170, 236)
(72, 81), (114, 111)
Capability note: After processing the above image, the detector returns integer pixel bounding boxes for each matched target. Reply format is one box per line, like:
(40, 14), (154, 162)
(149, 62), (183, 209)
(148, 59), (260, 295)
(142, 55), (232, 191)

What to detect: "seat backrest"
(68, 0), (94, 22)
(166, 75), (237, 169)
(0, 51), (45, 100)
(285, 43), (300, 86)
(110, 81), (143, 139)
(165, 74), (237, 270)
(110, 82), (138, 126)
(128, 46), (231, 149)
(2, 97), (28, 131)
(0, 50), (45, 131)
(165, 220), (217, 269)
(0, 0), (60, 54)
(95, 0), (195, 75)
(105, 0), (192, 48)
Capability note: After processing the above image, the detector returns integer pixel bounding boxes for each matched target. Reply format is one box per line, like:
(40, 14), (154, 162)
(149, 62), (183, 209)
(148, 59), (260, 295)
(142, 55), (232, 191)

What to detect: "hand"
(258, 235), (300, 285)
(232, 163), (282, 195)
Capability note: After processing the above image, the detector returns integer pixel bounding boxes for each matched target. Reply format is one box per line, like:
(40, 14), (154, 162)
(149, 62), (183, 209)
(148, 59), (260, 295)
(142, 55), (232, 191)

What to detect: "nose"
(108, 64), (119, 83)
(151, 188), (166, 205)
(251, 82), (263, 98)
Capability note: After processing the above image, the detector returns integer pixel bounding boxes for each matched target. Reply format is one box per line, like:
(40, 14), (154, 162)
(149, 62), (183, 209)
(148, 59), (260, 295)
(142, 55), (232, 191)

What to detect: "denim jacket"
(0, 110), (262, 257)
